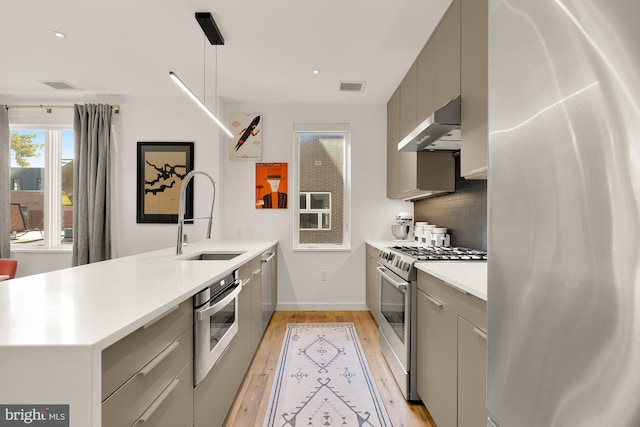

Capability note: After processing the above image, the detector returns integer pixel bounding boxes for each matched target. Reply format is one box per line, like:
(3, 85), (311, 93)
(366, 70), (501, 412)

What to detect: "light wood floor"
(224, 311), (435, 427)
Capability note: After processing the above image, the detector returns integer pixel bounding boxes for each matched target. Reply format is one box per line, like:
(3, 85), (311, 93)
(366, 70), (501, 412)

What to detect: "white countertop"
(415, 261), (487, 301)
(0, 239), (277, 349)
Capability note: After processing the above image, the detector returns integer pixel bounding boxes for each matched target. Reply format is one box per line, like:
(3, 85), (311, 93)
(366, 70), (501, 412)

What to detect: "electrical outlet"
(320, 270), (328, 281)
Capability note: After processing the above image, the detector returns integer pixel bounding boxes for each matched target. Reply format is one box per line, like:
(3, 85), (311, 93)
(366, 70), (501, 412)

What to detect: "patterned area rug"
(263, 323), (392, 427)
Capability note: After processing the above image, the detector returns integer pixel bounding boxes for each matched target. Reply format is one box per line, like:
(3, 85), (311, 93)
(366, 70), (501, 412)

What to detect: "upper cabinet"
(386, 0), (488, 198)
(460, 0), (488, 179)
(400, 61), (418, 139)
(434, 0), (461, 112)
(386, 0), (460, 200)
(387, 88), (401, 198)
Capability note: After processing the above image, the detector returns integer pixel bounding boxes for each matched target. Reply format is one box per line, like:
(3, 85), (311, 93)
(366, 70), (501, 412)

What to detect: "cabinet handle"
(132, 378), (180, 426)
(252, 269), (261, 276)
(261, 252), (275, 263)
(440, 280), (468, 295)
(469, 166), (488, 175)
(138, 341), (180, 376)
(243, 277), (252, 286)
(473, 327), (488, 340)
(422, 292), (443, 308)
(142, 305), (179, 329)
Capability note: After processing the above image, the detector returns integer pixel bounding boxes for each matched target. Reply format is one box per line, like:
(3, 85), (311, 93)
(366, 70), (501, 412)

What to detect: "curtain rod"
(6, 104), (120, 114)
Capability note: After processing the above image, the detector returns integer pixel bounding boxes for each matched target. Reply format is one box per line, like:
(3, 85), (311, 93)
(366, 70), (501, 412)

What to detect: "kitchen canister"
(431, 227), (450, 246)
(414, 222), (428, 242)
(421, 224), (437, 245)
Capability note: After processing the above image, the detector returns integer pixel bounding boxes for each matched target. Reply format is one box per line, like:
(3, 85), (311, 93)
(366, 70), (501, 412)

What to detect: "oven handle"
(196, 281), (242, 321)
(376, 266), (408, 291)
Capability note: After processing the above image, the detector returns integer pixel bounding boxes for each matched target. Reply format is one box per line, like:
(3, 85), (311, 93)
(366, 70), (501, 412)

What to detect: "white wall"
(221, 103), (409, 310)
(111, 96), (224, 257)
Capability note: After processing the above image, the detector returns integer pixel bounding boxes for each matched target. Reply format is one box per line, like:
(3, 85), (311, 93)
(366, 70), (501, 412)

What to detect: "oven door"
(194, 280), (242, 385)
(377, 266), (411, 370)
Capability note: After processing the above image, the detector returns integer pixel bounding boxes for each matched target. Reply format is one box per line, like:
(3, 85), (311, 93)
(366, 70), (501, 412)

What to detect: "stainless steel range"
(376, 244), (487, 401)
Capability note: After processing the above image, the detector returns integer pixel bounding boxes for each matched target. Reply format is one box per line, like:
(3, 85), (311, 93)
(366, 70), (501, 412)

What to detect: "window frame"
(292, 124), (351, 251)
(299, 192), (332, 231)
(9, 125), (74, 251)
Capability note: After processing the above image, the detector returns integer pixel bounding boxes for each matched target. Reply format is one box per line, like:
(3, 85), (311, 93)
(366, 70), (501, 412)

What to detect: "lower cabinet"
(101, 302), (193, 427)
(457, 317), (487, 427)
(417, 289), (458, 427)
(416, 270), (487, 427)
(365, 244), (382, 325)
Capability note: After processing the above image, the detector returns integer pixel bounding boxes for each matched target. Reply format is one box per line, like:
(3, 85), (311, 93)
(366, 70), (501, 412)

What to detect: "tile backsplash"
(413, 179), (487, 250)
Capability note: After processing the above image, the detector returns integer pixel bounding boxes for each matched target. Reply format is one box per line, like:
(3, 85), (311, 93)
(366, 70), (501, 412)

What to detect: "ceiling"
(0, 0), (452, 105)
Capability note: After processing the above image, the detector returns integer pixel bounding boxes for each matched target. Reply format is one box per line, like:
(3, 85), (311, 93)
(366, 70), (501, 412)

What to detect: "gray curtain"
(0, 106), (9, 258)
(72, 104), (112, 266)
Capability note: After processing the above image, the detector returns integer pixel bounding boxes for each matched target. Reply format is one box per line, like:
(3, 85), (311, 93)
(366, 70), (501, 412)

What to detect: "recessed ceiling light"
(53, 31), (66, 39)
(312, 69), (320, 75)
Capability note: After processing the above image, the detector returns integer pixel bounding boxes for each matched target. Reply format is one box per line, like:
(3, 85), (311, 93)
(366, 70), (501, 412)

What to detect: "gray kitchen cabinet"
(460, 0), (488, 179)
(386, 0), (460, 201)
(417, 286), (458, 427)
(417, 270), (487, 427)
(399, 61), (418, 140)
(458, 317), (488, 427)
(387, 88), (401, 198)
(434, 0), (461, 110)
(365, 244), (382, 325)
(101, 302), (193, 427)
(417, 35), (437, 124)
(250, 256), (263, 354)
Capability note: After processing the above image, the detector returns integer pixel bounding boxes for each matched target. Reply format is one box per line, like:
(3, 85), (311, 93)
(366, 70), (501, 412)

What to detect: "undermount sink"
(181, 251), (245, 261)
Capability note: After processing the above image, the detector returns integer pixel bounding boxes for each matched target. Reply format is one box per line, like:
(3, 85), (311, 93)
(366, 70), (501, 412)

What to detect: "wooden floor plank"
(224, 311), (435, 427)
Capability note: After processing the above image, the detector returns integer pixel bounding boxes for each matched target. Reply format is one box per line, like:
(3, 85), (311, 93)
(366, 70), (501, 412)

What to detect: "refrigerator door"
(488, 1), (640, 426)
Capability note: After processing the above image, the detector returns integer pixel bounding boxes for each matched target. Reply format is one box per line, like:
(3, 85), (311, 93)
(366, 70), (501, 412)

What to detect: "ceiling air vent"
(339, 81), (366, 92)
(41, 80), (80, 90)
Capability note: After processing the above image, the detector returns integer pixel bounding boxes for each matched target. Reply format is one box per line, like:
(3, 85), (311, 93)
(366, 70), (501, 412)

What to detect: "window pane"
(297, 133), (346, 244)
(299, 193), (307, 210)
(300, 213), (318, 229)
(10, 130), (45, 246)
(61, 130), (74, 244)
(310, 193), (330, 209)
(322, 213), (331, 229)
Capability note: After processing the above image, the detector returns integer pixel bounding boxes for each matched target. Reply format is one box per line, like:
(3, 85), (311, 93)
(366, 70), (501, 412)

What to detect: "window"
(293, 125), (350, 250)
(9, 127), (74, 248)
(299, 192), (331, 230)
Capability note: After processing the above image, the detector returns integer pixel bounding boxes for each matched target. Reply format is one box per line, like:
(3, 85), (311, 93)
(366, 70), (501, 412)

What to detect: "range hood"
(398, 96), (461, 152)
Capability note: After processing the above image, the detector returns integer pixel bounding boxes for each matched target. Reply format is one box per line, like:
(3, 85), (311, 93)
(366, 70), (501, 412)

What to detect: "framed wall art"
(136, 142), (194, 223)
(256, 162), (288, 209)
(229, 113), (262, 161)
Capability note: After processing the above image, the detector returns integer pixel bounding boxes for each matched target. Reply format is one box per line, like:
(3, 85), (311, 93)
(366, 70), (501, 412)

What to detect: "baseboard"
(276, 303), (369, 311)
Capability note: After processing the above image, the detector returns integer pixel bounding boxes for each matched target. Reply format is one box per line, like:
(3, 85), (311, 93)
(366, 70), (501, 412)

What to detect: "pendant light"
(170, 12), (233, 138)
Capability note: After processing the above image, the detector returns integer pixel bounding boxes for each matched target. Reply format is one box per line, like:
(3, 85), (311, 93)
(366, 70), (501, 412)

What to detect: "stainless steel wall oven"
(193, 269), (242, 385)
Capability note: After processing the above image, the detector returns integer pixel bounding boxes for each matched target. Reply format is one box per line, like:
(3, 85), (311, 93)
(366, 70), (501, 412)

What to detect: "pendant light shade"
(169, 71), (234, 138)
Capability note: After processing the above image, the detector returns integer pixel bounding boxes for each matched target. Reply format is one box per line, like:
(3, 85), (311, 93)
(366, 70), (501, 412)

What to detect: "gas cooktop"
(389, 245), (488, 261)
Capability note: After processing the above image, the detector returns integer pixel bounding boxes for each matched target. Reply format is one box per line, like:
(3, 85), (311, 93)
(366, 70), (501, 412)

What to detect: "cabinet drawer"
(102, 301), (192, 400)
(417, 270), (487, 331)
(102, 329), (193, 426)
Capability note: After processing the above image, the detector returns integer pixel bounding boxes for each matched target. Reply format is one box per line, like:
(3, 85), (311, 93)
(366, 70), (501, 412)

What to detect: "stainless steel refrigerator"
(487, 1), (640, 426)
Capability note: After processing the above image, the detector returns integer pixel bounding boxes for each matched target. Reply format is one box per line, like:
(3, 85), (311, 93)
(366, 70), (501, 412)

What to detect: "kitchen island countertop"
(0, 239), (276, 426)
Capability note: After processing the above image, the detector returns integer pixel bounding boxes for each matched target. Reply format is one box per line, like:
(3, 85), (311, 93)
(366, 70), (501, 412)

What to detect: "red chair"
(0, 259), (18, 281)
